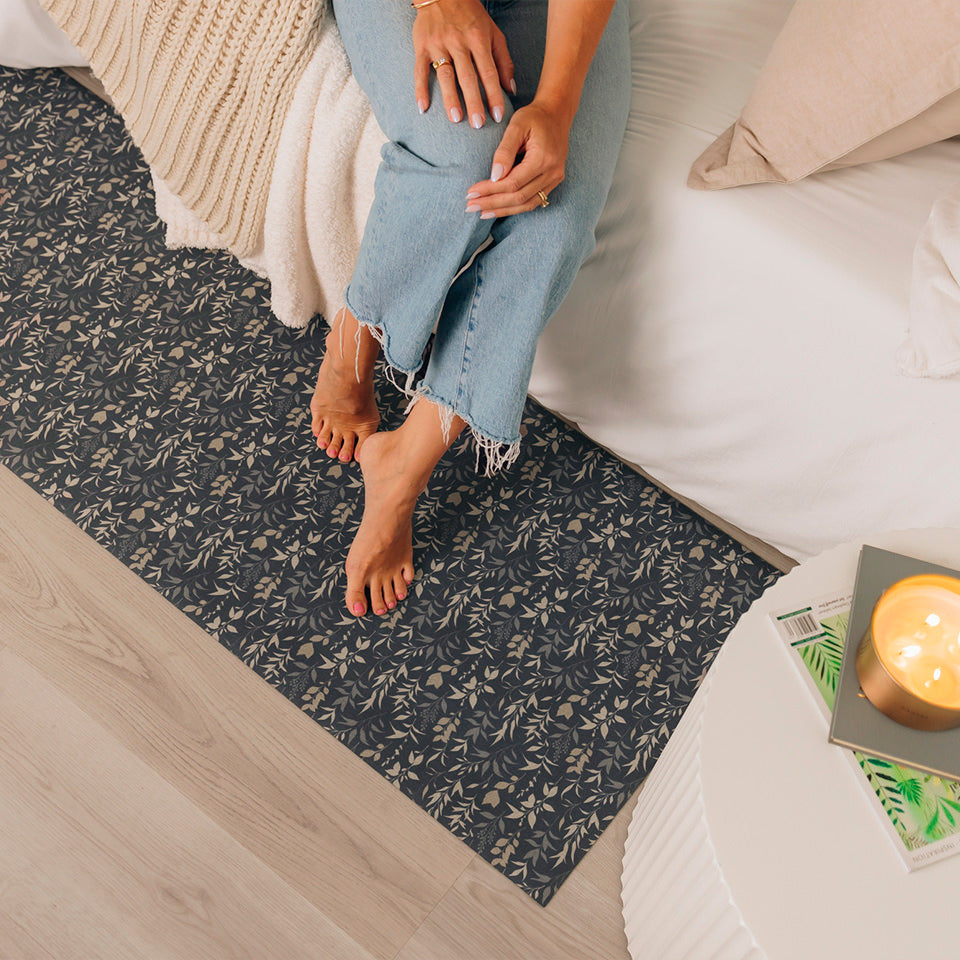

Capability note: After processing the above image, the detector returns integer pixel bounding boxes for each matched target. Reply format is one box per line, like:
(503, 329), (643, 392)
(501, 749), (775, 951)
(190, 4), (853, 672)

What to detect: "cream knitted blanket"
(152, 12), (386, 327)
(39, 0), (325, 258)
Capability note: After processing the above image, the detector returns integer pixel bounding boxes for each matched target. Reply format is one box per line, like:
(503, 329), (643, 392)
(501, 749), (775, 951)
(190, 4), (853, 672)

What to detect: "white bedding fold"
(899, 179), (960, 379)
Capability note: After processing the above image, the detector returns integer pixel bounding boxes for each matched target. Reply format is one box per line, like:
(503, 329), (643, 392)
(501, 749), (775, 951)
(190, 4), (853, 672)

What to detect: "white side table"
(621, 529), (960, 960)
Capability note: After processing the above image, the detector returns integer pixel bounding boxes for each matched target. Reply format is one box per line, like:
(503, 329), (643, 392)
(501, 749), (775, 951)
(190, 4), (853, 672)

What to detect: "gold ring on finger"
(537, 190), (550, 208)
(431, 57), (450, 71)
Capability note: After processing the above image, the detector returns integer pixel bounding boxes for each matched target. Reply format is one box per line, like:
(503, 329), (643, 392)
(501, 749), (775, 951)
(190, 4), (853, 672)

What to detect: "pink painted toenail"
(375, 608), (386, 615)
(353, 603), (364, 615)
(388, 602), (396, 609)
(397, 593), (406, 600)
(340, 454), (350, 462)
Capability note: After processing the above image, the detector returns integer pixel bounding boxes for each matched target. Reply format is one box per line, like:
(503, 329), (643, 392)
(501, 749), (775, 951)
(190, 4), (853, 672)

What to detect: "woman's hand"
(465, 100), (571, 218)
(413, 0), (515, 127)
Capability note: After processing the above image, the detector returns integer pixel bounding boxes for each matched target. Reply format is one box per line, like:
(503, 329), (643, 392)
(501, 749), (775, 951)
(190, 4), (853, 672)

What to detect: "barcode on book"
(775, 608), (823, 643)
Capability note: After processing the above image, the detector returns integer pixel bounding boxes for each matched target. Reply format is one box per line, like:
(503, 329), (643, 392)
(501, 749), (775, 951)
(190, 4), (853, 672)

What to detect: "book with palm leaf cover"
(830, 546), (960, 780)
(770, 592), (960, 871)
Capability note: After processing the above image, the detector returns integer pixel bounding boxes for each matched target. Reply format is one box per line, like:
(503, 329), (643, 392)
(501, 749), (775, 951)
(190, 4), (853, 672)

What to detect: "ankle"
(362, 428), (436, 499)
(391, 400), (466, 482)
(326, 309), (379, 380)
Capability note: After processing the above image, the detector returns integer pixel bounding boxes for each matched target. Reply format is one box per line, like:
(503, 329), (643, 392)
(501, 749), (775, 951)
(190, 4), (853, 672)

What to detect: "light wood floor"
(0, 464), (636, 960)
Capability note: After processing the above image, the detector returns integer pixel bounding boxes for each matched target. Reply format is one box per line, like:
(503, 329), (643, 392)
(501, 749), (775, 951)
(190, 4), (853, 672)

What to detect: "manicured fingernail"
(510, 78), (517, 95)
(466, 203), (480, 213)
(417, 98), (427, 114)
(471, 113), (483, 129)
(480, 211), (495, 220)
(353, 603), (364, 614)
(491, 163), (504, 182)
(450, 107), (462, 122)
(493, 105), (503, 123)
(466, 190), (480, 199)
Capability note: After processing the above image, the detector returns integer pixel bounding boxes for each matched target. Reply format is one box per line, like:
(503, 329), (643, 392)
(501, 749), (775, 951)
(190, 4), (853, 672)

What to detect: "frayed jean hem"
(332, 303), (523, 479)
(405, 385), (522, 479)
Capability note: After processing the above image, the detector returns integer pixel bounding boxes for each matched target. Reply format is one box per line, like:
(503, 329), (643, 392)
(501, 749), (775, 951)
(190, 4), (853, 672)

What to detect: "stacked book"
(768, 546), (960, 871)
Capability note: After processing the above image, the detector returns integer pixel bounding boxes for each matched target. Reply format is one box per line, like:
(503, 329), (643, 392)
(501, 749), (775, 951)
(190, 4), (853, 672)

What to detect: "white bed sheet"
(530, 0), (960, 561)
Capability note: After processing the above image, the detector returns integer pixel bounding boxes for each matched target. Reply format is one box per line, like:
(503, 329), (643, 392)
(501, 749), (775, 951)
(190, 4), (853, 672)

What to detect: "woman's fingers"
(471, 173), (558, 218)
(433, 60), (463, 122)
(487, 118), (526, 183)
(411, 0), (511, 124)
(421, 45), (505, 126)
(464, 104), (570, 216)
(451, 48), (486, 128)
(490, 29), (516, 100)
(414, 54), (431, 114)
(473, 51), (506, 125)
(481, 28), (511, 121)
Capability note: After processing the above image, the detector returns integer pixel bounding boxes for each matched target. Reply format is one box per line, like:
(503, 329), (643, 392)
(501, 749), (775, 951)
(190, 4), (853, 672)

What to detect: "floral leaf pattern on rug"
(0, 67), (781, 904)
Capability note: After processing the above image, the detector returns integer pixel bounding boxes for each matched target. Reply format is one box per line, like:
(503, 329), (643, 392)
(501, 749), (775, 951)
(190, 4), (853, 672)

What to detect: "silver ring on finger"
(431, 57), (451, 71)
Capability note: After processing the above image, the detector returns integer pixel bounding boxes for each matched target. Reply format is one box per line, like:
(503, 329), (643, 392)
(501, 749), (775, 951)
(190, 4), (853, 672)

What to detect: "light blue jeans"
(333, 0), (630, 473)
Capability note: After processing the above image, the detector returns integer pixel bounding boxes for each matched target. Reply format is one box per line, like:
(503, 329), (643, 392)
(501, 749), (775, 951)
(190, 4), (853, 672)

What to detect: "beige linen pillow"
(689, 0), (960, 189)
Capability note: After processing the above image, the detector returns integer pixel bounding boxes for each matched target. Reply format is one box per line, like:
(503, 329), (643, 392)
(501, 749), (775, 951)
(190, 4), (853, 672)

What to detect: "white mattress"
(530, 0), (960, 561)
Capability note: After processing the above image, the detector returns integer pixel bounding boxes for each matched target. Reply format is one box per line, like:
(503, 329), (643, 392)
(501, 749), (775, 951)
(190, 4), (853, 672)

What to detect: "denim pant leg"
(332, 0), (512, 376)
(417, 0), (631, 473)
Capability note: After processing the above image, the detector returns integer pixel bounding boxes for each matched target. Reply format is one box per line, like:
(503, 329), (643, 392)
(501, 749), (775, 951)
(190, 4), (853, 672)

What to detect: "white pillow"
(0, 0), (88, 68)
(899, 182), (960, 379)
(688, 0), (960, 189)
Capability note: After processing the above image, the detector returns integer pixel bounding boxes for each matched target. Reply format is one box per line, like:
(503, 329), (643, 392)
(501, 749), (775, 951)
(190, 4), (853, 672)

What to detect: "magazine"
(770, 593), (960, 871)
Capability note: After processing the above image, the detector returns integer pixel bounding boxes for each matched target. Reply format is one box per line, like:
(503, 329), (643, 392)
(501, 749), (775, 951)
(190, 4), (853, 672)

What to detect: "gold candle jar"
(855, 574), (960, 731)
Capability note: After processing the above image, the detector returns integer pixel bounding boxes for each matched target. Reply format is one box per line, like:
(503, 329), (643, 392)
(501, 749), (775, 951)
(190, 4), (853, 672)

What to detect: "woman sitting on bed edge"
(310, 0), (629, 617)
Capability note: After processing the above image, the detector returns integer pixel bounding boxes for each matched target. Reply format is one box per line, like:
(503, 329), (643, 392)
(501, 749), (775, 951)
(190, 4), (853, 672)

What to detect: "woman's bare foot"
(310, 308), (381, 463)
(345, 400), (466, 617)
(345, 431), (418, 616)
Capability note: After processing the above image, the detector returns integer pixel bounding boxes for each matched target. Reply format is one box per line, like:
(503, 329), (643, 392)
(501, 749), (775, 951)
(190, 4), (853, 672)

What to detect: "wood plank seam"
(388, 853), (480, 960)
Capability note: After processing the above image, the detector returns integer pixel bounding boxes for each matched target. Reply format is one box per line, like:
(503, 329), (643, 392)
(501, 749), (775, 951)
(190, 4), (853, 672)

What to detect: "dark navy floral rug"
(0, 66), (780, 904)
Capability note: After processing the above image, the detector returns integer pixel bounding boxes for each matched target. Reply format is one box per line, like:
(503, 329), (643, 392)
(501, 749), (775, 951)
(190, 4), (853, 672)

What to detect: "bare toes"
(354, 431), (372, 457)
(368, 581), (388, 617)
(381, 579), (397, 610)
(339, 433), (357, 463)
(327, 430), (343, 458)
(316, 418), (332, 450)
(345, 582), (367, 617)
(392, 574), (409, 602)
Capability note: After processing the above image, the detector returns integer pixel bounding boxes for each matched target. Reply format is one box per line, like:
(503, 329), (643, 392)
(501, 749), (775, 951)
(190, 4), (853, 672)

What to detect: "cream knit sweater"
(39, 0), (325, 258)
